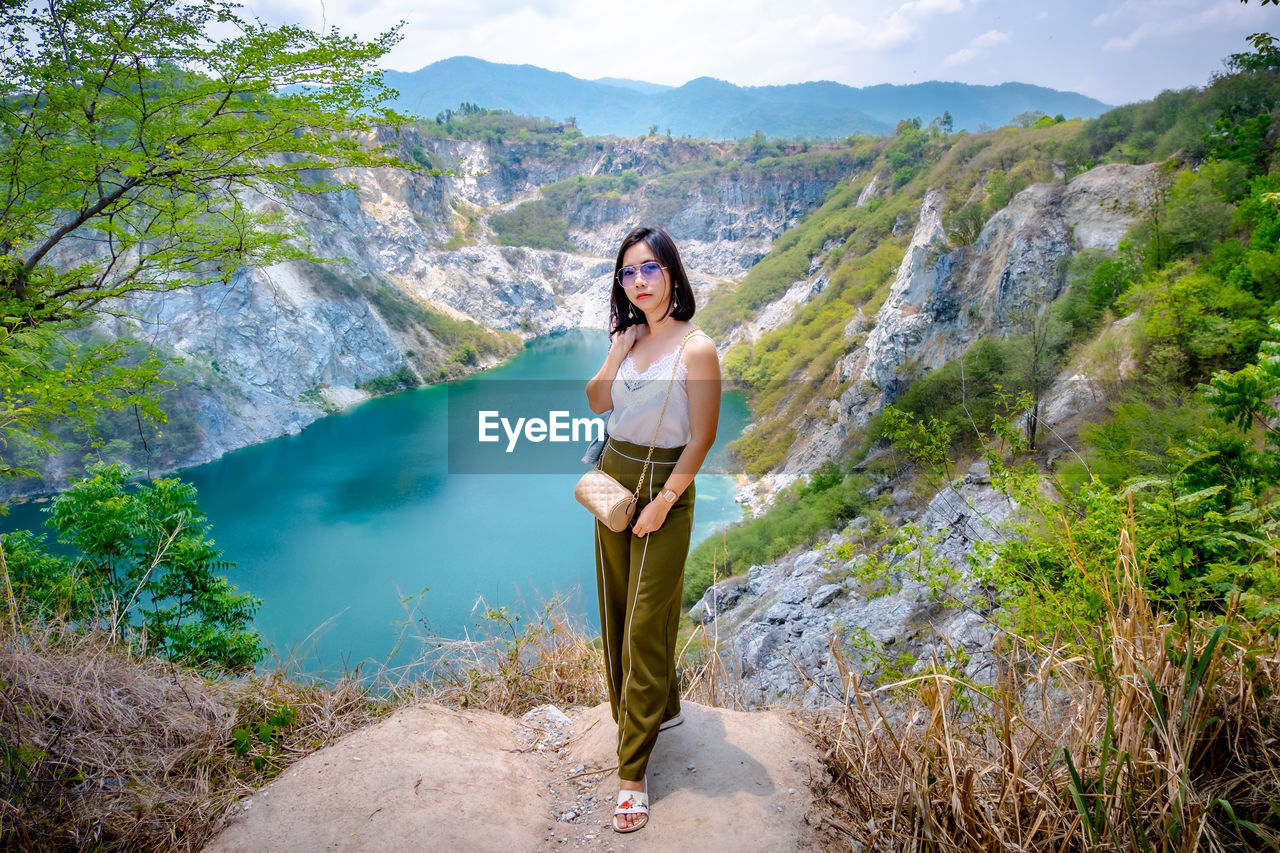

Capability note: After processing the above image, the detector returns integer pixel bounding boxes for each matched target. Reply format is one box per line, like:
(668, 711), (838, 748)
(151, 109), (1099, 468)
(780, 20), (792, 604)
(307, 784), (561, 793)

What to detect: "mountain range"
(383, 56), (1112, 139)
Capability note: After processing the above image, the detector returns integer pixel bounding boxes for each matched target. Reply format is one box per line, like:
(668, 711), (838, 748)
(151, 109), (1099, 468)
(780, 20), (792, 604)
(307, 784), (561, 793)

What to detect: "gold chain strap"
(631, 329), (696, 501)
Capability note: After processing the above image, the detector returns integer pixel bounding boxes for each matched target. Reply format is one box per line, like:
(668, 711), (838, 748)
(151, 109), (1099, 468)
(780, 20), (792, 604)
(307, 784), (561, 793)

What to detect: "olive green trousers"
(593, 437), (693, 782)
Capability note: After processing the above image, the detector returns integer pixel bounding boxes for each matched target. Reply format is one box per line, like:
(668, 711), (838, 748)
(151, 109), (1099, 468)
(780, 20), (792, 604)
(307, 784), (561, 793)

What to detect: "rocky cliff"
(747, 163), (1154, 493)
(848, 163), (1151, 404)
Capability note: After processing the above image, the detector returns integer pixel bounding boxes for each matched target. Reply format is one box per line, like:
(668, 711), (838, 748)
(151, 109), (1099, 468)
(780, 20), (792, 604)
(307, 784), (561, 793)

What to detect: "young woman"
(584, 225), (721, 833)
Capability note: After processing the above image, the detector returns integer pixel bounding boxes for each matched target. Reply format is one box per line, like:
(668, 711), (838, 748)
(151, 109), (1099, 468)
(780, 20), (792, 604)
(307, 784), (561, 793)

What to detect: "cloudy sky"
(244, 0), (1276, 106)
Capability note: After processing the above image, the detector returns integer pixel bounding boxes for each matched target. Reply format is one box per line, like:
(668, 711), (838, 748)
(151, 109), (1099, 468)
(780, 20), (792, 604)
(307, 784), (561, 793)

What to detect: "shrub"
(3, 463), (264, 672)
(489, 201), (574, 251)
(888, 337), (1022, 440)
(357, 364), (419, 396)
(948, 202), (987, 246)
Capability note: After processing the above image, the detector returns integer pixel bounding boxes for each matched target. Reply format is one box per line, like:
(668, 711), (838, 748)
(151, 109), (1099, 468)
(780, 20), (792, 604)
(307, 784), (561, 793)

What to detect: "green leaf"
(1173, 484), (1226, 505)
(1183, 624), (1227, 724)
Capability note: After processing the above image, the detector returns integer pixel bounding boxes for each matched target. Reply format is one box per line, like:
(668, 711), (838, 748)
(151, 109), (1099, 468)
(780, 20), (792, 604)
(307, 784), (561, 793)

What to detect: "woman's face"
(619, 240), (671, 319)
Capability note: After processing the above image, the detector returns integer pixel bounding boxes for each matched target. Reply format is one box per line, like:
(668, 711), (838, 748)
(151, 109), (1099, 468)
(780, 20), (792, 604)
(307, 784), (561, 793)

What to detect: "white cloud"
(943, 28), (1011, 66)
(1101, 0), (1254, 51)
(1090, 0), (1144, 28)
(237, 0), (977, 84)
(875, 0), (969, 48)
(973, 29), (1012, 48)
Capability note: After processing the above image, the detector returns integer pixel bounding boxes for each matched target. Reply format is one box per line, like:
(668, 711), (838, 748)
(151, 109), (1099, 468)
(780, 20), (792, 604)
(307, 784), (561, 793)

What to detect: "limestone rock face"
(729, 162), (1158, 501)
(846, 164), (1154, 423)
(693, 464), (1015, 707)
(122, 262), (406, 469)
(858, 187), (950, 394)
(569, 175), (836, 276)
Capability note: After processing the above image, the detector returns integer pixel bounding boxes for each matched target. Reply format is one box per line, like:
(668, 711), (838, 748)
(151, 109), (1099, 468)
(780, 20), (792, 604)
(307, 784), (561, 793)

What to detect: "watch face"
(662, 489), (676, 502)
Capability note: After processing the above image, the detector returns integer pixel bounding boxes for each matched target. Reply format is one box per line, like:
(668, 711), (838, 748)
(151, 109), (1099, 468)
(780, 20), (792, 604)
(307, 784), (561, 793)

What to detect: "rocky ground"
(202, 701), (827, 852)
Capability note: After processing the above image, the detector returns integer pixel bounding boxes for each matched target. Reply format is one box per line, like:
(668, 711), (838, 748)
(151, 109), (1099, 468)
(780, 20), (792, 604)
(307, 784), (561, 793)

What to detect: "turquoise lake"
(3, 330), (747, 674)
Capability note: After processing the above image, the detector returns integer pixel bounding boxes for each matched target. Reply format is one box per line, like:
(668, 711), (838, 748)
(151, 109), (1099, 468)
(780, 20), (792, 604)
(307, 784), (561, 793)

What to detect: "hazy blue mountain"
(384, 57), (1112, 139)
(593, 77), (674, 95)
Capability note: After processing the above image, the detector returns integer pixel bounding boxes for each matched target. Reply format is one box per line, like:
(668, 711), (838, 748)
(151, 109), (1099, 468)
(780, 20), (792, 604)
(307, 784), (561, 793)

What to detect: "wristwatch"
(659, 488), (678, 503)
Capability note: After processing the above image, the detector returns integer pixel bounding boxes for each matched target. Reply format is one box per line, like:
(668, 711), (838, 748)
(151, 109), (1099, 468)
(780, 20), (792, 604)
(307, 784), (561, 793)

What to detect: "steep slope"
(809, 163), (1153, 465)
(681, 137), (1159, 702)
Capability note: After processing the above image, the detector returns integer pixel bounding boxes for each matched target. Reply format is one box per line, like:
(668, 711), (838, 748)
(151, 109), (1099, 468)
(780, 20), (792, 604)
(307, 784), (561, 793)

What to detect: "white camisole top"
(607, 330), (711, 449)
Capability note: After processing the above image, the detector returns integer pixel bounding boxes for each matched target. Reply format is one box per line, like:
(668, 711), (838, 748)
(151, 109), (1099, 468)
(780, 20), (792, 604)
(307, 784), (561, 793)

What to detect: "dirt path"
(202, 701), (828, 852)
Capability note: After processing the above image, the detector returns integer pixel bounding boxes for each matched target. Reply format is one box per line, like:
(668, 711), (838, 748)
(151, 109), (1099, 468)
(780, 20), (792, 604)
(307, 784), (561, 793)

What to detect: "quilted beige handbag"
(574, 468), (639, 533)
(575, 331), (694, 532)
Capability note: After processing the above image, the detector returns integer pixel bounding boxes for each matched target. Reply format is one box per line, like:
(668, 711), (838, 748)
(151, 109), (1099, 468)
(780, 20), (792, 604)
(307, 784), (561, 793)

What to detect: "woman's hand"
(610, 325), (640, 360)
(631, 499), (671, 537)
(588, 325), (643, 413)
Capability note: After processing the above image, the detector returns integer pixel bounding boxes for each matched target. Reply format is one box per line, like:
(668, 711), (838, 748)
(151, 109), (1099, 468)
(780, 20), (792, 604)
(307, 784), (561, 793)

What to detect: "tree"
(0, 1), (409, 640)
(2, 0), (405, 331)
(1008, 303), (1067, 450)
(1240, 0), (1280, 65)
(1107, 161), (1176, 270)
(894, 117), (922, 135)
(0, 0), (408, 479)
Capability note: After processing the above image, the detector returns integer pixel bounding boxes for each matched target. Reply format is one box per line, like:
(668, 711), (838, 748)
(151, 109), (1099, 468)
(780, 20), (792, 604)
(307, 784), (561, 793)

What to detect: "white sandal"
(659, 712), (684, 731)
(613, 787), (649, 833)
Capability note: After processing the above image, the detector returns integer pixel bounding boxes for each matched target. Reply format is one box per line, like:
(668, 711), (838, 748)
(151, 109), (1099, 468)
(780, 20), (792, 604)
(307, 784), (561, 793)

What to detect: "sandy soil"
(202, 701), (829, 852)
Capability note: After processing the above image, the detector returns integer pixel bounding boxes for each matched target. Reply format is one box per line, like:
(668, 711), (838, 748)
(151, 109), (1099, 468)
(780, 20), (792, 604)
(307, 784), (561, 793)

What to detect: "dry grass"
(389, 571), (750, 712)
(679, 617), (746, 710)
(677, 541), (746, 710)
(0, 624), (392, 852)
(390, 588), (745, 717)
(390, 593), (607, 717)
(0, 593), (612, 851)
(807, 525), (1280, 852)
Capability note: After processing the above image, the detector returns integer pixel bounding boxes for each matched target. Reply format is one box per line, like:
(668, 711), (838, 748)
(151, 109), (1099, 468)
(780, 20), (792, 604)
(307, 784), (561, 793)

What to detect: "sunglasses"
(617, 261), (667, 287)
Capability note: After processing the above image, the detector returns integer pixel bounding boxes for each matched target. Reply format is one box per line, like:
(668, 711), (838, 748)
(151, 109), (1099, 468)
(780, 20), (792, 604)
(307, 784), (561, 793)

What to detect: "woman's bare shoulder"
(684, 327), (717, 353)
(682, 329), (719, 378)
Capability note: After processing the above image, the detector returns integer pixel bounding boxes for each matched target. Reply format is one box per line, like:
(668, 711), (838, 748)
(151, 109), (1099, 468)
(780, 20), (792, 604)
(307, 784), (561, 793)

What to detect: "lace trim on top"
(616, 330), (708, 390)
(618, 348), (686, 390)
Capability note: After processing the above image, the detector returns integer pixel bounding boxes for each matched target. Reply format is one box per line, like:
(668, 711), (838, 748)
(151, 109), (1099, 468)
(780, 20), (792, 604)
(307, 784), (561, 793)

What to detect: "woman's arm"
(586, 326), (640, 414)
(632, 335), (720, 537)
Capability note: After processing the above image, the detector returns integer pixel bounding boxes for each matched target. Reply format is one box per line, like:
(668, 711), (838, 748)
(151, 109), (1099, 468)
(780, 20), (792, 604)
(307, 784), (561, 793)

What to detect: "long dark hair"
(609, 225), (695, 334)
